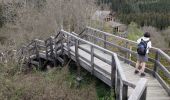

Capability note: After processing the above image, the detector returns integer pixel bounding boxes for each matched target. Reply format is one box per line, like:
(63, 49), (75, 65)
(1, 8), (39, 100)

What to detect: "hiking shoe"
(134, 70), (139, 74)
(141, 73), (146, 77)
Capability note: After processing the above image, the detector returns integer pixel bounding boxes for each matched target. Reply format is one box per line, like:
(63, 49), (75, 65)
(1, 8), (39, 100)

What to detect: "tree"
(0, 0), (97, 49)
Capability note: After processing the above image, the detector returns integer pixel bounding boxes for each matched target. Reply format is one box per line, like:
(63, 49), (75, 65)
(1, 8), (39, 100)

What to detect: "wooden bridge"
(17, 27), (170, 100)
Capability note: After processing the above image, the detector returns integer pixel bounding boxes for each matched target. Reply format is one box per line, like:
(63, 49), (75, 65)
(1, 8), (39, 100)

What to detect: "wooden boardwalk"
(64, 44), (169, 100)
(18, 27), (170, 100)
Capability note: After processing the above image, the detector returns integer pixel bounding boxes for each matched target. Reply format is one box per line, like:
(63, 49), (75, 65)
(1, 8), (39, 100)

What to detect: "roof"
(92, 10), (111, 21)
(108, 21), (123, 27)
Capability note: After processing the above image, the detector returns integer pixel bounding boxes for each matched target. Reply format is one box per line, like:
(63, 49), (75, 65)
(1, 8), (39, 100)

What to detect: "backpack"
(137, 39), (150, 56)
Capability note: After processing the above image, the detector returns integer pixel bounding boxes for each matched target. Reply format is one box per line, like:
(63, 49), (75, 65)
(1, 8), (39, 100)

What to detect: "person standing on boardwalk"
(134, 32), (152, 77)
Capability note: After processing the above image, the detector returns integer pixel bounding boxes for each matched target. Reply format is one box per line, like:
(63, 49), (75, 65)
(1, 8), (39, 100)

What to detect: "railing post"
(45, 40), (48, 59)
(122, 84), (128, 100)
(111, 54), (117, 100)
(125, 42), (129, 64)
(75, 39), (78, 61)
(92, 30), (95, 44)
(67, 34), (71, 58)
(116, 77), (120, 100)
(51, 37), (57, 67)
(91, 45), (94, 74)
(153, 51), (159, 77)
(50, 38), (54, 58)
(61, 33), (64, 55)
(140, 87), (147, 100)
(61, 33), (66, 66)
(104, 34), (107, 49)
(28, 47), (32, 68)
(85, 29), (89, 41)
(94, 31), (97, 44)
(75, 39), (81, 77)
(54, 37), (58, 64)
(35, 41), (42, 68)
(111, 54), (116, 88)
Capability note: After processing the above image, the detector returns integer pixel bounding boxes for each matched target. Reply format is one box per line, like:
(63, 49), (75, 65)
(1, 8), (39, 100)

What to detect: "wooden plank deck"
(63, 43), (170, 100)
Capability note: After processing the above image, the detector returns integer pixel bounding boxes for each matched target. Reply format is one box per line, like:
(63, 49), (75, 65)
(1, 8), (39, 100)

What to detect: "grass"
(0, 61), (115, 100)
(68, 62), (115, 100)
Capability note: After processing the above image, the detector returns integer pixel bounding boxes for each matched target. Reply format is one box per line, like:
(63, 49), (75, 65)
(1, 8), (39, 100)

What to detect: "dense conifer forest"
(98, 0), (170, 30)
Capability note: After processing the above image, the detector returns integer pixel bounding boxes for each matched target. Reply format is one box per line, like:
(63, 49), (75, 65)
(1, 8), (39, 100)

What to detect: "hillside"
(0, 0), (114, 100)
(98, 0), (170, 30)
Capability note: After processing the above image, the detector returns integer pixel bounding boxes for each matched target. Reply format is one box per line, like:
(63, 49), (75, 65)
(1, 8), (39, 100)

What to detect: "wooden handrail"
(61, 30), (114, 55)
(86, 26), (137, 45)
(157, 48), (170, 62)
(87, 26), (170, 62)
(114, 53), (126, 81)
(128, 78), (147, 100)
(61, 30), (127, 78)
(85, 33), (137, 55)
(85, 26), (170, 96)
(86, 27), (170, 75)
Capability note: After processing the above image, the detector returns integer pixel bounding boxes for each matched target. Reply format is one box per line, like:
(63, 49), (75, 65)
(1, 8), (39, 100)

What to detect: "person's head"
(144, 32), (150, 38)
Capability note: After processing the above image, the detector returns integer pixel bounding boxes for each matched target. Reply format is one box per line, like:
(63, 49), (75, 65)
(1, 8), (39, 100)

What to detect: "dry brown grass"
(0, 65), (98, 100)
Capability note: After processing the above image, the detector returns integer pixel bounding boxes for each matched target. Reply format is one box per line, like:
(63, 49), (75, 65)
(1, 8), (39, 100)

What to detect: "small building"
(92, 10), (127, 33)
(108, 21), (127, 33)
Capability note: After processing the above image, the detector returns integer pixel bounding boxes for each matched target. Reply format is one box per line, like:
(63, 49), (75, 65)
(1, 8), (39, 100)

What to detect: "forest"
(98, 0), (170, 30)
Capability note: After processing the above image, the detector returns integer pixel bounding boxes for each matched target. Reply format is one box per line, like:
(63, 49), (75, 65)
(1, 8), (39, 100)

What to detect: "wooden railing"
(128, 78), (147, 100)
(60, 30), (147, 100)
(16, 28), (149, 100)
(81, 26), (170, 95)
(15, 26), (170, 99)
